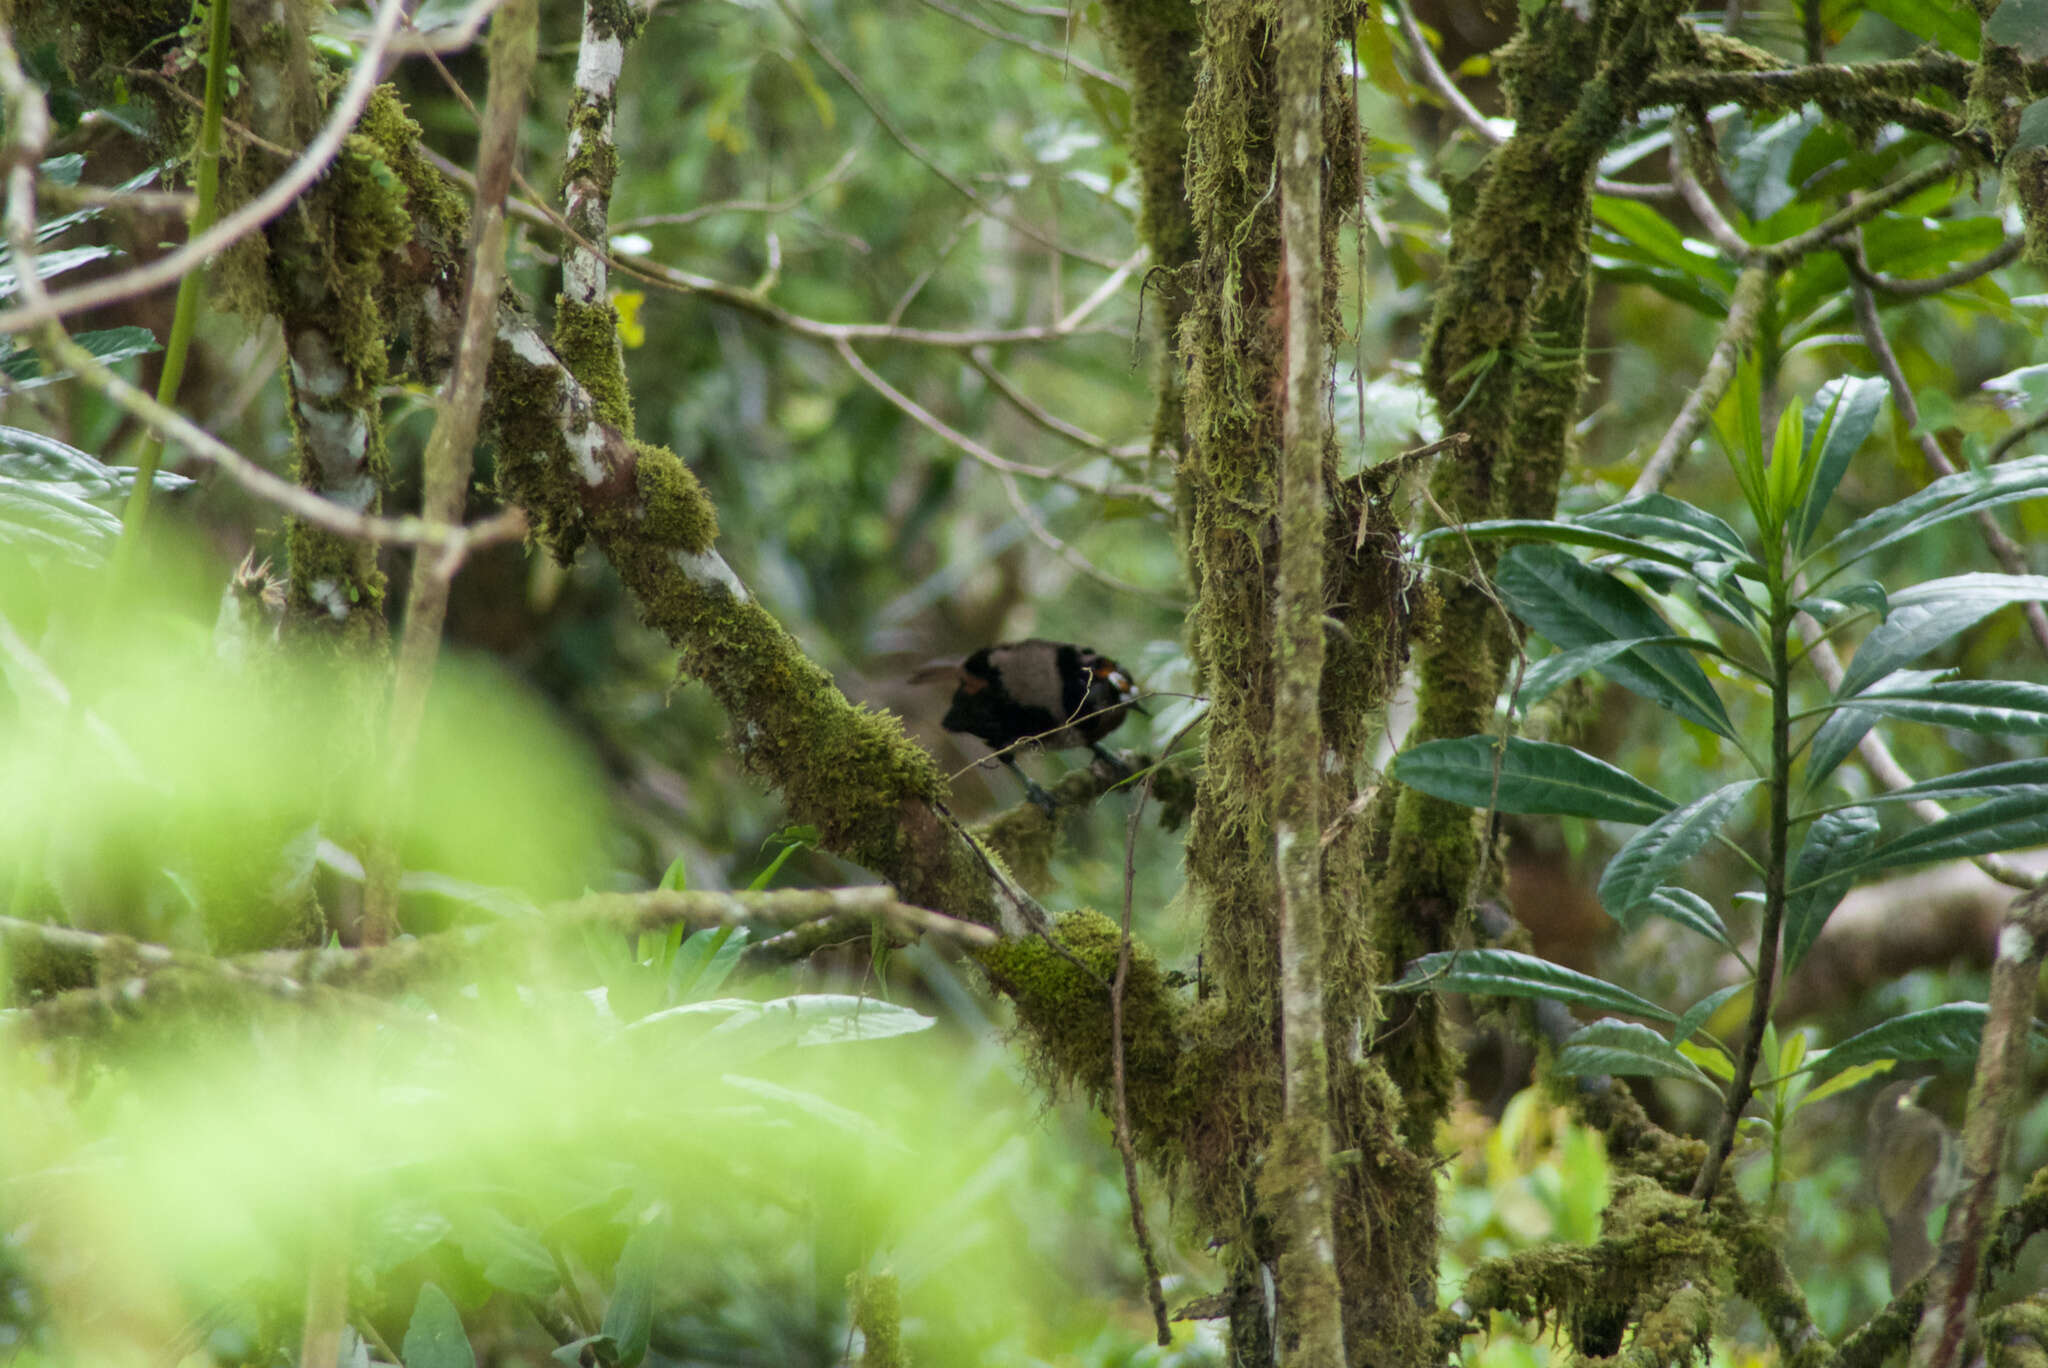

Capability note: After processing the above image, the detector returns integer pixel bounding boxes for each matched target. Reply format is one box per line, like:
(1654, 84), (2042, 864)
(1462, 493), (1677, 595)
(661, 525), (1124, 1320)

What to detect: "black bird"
(914, 639), (1140, 812)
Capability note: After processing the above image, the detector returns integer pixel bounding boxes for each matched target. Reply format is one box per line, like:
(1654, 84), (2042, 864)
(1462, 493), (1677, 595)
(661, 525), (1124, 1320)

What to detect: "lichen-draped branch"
(362, 0), (538, 944)
(1269, 0), (1342, 1356)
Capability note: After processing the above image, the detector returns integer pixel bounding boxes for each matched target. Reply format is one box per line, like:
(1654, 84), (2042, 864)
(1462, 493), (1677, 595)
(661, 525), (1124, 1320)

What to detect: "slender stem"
(1114, 773), (1171, 1347)
(1692, 579), (1792, 1204)
(360, 0), (537, 942)
(119, 0), (233, 547)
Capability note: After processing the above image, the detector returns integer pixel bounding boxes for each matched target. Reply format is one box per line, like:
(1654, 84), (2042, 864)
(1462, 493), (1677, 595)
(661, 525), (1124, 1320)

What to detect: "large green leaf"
(1815, 457), (2048, 573)
(1638, 887), (1736, 951)
(1496, 544), (1736, 738)
(1831, 678), (2048, 736)
(1391, 735), (1675, 823)
(1837, 575), (2048, 697)
(1792, 376), (1887, 550)
(1860, 793), (2048, 874)
(1388, 949), (1678, 1023)
(403, 1284), (478, 1368)
(603, 1224), (661, 1368)
(1781, 807), (1879, 971)
(1804, 1005), (1999, 1089)
(1576, 493), (1751, 561)
(1863, 757), (2048, 806)
(1803, 669), (1949, 793)
(1412, 518), (1701, 571)
(1555, 1018), (1719, 1090)
(1597, 781), (1760, 923)
(1593, 196), (1739, 294)
(1864, 0), (1978, 55)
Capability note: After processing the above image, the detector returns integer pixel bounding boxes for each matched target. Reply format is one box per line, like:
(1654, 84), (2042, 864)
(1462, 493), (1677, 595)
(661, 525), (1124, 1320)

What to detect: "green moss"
(583, 0), (648, 44)
(977, 909), (1188, 1159)
(356, 85), (470, 252)
(562, 97), (622, 198)
(632, 441), (718, 552)
(555, 295), (634, 433)
(848, 1271), (905, 1368)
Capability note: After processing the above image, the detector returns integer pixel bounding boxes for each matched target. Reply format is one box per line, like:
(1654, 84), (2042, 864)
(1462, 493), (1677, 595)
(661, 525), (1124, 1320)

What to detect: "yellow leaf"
(612, 290), (646, 349)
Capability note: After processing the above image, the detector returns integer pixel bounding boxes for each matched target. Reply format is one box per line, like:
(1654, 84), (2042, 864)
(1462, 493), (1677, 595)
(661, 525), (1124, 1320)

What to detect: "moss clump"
(485, 335), (595, 560)
(355, 85), (469, 253)
(584, 0), (649, 45)
(285, 518), (385, 641)
(847, 1271), (905, 1368)
(553, 295), (633, 433)
(631, 441), (717, 552)
(561, 97), (622, 198)
(977, 908), (1188, 1160)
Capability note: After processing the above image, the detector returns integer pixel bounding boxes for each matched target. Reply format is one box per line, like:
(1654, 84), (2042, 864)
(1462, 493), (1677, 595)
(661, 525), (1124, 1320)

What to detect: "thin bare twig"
(1846, 275), (2048, 660)
(0, 0), (410, 335)
(1762, 157), (1961, 267)
(429, 143), (1139, 350)
(1631, 263), (1770, 497)
(831, 335), (1171, 512)
(1113, 766), (1171, 1347)
(1910, 885), (2048, 1368)
(614, 143), (862, 231)
(773, 0), (1122, 270)
(966, 346), (1135, 460)
(1388, 0), (1675, 202)
(914, 0), (1128, 89)
(1670, 124), (1751, 259)
(1840, 231), (2021, 299)
(362, 0), (538, 942)
(1799, 623), (2038, 891)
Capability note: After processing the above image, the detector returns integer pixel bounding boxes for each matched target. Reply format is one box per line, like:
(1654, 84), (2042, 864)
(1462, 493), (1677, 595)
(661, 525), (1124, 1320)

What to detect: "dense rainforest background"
(5, 0), (2048, 1363)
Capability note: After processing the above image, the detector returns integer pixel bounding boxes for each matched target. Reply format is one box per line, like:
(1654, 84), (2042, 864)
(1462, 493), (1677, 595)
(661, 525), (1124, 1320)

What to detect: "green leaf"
(1496, 545), (1736, 738)
(1865, 757), (2048, 806)
(1803, 669), (1949, 792)
(1797, 579), (1887, 625)
(1986, 0), (2047, 56)
(1861, 792), (2048, 874)
(1390, 735), (1675, 823)
(1388, 949), (1678, 1023)
(1816, 455), (2048, 572)
(1832, 678), (2048, 735)
(603, 1224), (661, 1368)
(1865, 0), (1978, 56)
(1837, 574), (2048, 697)
(1518, 636), (1726, 706)
(1793, 375), (1888, 549)
(1593, 196), (1738, 293)
(1555, 1018), (1719, 1090)
(1799, 1058), (1896, 1109)
(452, 1210), (558, 1298)
(1640, 887), (1737, 951)
(1673, 982), (1747, 1045)
(2018, 98), (2048, 154)
(658, 853), (689, 892)
(667, 925), (746, 1003)
(403, 1284), (478, 1368)
(1782, 807), (1880, 971)
(1577, 493), (1751, 561)
(1412, 517), (1701, 572)
(746, 823), (819, 891)
(1804, 1005), (1998, 1088)
(631, 993), (936, 1048)
(1598, 781), (1760, 923)
(0, 243), (119, 297)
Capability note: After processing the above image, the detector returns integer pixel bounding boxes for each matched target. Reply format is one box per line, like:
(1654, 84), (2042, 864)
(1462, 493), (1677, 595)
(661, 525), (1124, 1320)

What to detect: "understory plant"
(1392, 357), (2048, 1206)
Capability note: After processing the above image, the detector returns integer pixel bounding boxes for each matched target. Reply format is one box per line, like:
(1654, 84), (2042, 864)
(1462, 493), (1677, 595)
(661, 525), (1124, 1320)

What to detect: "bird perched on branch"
(913, 639), (1140, 813)
(1867, 1077), (1958, 1293)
